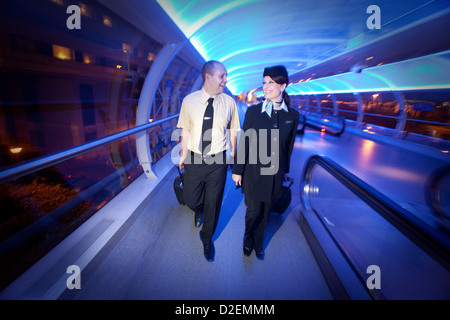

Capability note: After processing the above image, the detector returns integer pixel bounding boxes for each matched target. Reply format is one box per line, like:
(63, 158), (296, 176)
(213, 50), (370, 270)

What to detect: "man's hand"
(179, 153), (186, 170)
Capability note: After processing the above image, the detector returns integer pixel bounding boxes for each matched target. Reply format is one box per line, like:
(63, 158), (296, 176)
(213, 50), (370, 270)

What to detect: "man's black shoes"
(243, 244), (253, 256)
(203, 240), (215, 262)
(195, 211), (203, 228)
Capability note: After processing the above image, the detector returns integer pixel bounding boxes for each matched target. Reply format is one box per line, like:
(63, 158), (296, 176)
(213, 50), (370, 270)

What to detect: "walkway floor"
(59, 166), (332, 299)
(58, 128), (448, 300)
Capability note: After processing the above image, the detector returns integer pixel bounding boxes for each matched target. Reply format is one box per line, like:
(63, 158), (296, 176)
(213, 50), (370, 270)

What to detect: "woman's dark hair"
(270, 74), (290, 108)
(282, 91), (290, 108)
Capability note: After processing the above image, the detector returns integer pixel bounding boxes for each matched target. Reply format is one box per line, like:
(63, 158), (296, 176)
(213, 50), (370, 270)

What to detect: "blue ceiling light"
(157, 0), (450, 95)
(287, 50), (450, 95)
(157, 0), (260, 38)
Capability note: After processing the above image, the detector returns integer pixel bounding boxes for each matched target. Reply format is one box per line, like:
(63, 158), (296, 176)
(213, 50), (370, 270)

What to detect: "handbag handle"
(278, 177), (294, 198)
(285, 176), (294, 188)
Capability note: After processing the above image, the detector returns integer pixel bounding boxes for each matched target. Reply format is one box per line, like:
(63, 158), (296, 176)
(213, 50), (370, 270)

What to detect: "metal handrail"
(300, 155), (450, 292)
(299, 110), (346, 136)
(426, 164), (450, 222)
(304, 105), (450, 127)
(0, 114), (180, 185)
(0, 160), (136, 258)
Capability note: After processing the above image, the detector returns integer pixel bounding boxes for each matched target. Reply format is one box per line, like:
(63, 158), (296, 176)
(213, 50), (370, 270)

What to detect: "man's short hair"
(201, 60), (222, 82)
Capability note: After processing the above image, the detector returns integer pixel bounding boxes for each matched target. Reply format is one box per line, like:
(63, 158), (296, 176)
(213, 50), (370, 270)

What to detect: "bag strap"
(286, 177), (294, 188)
(177, 165), (184, 183)
(278, 177), (294, 198)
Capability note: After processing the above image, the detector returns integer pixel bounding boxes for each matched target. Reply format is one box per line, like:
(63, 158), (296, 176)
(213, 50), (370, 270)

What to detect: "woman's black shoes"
(255, 247), (265, 260)
(243, 244), (264, 259)
(243, 244), (253, 256)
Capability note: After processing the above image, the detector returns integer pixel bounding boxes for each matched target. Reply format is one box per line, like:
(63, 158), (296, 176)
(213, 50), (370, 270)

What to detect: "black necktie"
(201, 97), (214, 156)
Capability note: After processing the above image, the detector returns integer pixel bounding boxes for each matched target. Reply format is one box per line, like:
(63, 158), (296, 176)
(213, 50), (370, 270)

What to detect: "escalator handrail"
(426, 164), (450, 221)
(0, 114), (180, 185)
(301, 155), (450, 272)
(300, 110), (346, 136)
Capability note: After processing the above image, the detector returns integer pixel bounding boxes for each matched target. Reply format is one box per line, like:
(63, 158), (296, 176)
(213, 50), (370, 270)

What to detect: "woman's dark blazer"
(232, 102), (299, 202)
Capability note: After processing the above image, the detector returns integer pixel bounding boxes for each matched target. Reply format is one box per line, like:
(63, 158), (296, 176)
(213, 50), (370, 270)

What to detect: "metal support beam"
(191, 73), (203, 93)
(393, 91), (407, 137)
(331, 94), (338, 116)
(170, 65), (191, 114)
(136, 42), (185, 179)
(353, 93), (364, 126)
(315, 94), (322, 113)
(305, 95), (311, 109)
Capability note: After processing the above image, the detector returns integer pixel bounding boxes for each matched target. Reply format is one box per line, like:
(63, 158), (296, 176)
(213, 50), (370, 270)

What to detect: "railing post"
(353, 92), (364, 126)
(315, 94), (322, 113)
(305, 95), (311, 111)
(191, 73), (203, 93)
(393, 91), (407, 137)
(331, 94), (338, 116)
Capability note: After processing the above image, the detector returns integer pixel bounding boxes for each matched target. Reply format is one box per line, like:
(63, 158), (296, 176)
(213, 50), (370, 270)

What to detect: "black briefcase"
(270, 177), (294, 214)
(174, 166), (185, 205)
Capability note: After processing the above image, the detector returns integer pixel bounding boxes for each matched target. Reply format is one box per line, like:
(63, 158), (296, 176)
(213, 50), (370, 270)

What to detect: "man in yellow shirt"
(177, 60), (240, 261)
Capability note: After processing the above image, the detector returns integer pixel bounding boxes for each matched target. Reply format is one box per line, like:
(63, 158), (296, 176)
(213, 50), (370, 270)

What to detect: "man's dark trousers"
(183, 151), (227, 243)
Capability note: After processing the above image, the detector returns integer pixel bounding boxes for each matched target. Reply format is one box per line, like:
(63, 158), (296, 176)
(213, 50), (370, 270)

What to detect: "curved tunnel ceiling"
(286, 50), (450, 95)
(100, 0), (450, 96)
(156, 0), (450, 95)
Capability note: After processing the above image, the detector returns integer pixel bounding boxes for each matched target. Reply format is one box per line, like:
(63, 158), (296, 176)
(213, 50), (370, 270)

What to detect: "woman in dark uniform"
(232, 65), (299, 259)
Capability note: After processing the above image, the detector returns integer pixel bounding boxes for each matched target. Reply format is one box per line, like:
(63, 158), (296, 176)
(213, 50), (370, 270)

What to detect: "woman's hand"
(232, 174), (242, 186)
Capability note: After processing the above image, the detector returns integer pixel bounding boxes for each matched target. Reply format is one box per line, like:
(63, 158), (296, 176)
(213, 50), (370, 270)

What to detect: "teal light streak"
(219, 39), (343, 63)
(227, 59), (313, 74)
(288, 50), (450, 95)
(363, 71), (397, 90)
(157, 2), (450, 95)
(157, 0), (260, 38)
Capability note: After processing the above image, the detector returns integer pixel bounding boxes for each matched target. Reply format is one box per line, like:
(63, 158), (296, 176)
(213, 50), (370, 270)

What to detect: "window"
(403, 90), (450, 140)
(336, 93), (358, 121)
(360, 92), (397, 129)
(148, 52), (156, 62)
(102, 15), (113, 27)
(82, 52), (95, 64)
(52, 44), (74, 61)
(79, 3), (93, 18)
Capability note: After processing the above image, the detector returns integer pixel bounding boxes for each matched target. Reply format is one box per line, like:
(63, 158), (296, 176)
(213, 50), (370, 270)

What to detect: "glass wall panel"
(0, 0), (188, 290)
(360, 92), (398, 129)
(295, 95), (319, 113)
(0, 0), (161, 167)
(0, 136), (142, 289)
(149, 55), (200, 164)
(319, 94), (335, 116)
(403, 90), (450, 141)
(336, 93), (358, 121)
(296, 95), (308, 111)
(289, 94), (300, 109)
(308, 95), (319, 113)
